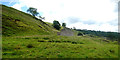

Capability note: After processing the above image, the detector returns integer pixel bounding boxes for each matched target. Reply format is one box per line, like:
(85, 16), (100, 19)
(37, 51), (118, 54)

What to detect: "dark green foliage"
(38, 40), (44, 42)
(55, 41), (61, 43)
(43, 37), (49, 40)
(76, 29), (119, 41)
(71, 42), (77, 44)
(27, 7), (39, 17)
(24, 37), (30, 39)
(106, 32), (117, 40)
(53, 20), (61, 30)
(33, 37), (39, 39)
(77, 31), (83, 36)
(62, 23), (66, 27)
(109, 49), (115, 53)
(27, 44), (34, 48)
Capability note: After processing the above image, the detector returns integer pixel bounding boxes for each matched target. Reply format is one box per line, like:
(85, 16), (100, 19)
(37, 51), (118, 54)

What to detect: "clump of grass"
(57, 54), (63, 58)
(15, 45), (21, 49)
(71, 42), (77, 44)
(109, 49), (115, 53)
(12, 51), (24, 55)
(112, 41), (118, 44)
(62, 41), (67, 42)
(38, 40), (45, 42)
(79, 42), (84, 44)
(43, 37), (49, 40)
(33, 37), (39, 39)
(24, 37), (30, 39)
(27, 44), (34, 48)
(66, 41), (71, 42)
(55, 41), (61, 43)
(48, 40), (53, 42)
(3, 52), (12, 55)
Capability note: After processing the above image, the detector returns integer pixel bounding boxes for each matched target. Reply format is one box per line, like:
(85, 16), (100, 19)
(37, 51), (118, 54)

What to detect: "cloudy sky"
(0, 0), (119, 32)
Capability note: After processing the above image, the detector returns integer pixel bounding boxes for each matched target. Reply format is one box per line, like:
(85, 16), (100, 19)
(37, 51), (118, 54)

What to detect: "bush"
(62, 23), (66, 27)
(27, 44), (34, 48)
(78, 32), (83, 36)
(53, 20), (61, 30)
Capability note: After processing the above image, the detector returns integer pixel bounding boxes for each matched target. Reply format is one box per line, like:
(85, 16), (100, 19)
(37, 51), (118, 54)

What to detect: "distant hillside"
(2, 5), (57, 36)
(76, 29), (119, 41)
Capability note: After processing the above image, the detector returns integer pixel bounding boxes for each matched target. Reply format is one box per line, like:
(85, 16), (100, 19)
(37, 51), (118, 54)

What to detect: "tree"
(78, 31), (84, 36)
(53, 20), (61, 30)
(73, 27), (76, 30)
(27, 7), (39, 17)
(62, 23), (66, 27)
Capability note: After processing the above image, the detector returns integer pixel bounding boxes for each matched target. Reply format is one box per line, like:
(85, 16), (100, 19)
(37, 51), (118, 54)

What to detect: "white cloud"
(11, 0), (118, 32)
(0, 0), (19, 2)
(68, 22), (118, 32)
(12, 3), (22, 11)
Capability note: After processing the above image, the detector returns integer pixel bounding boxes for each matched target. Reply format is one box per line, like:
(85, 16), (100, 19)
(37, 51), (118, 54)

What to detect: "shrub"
(78, 32), (84, 36)
(62, 23), (66, 27)
(27, 44), (34, 48)
(43, 37), (49, 40)
(38, 40), (44, 42)
(72, 42), (77, 44)
(53, 20), (61, 30)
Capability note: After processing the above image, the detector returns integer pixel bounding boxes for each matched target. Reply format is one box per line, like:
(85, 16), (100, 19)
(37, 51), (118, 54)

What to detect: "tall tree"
(53, 20), (61, 30)
(62, 23), (66, 27)
(73, 27), (76, 30)
(27, 7), (39, 17)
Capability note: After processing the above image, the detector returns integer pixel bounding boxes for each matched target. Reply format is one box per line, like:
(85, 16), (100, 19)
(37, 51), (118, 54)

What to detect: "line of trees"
(76, 29), (119, 41)
(53, 20), (66, 30)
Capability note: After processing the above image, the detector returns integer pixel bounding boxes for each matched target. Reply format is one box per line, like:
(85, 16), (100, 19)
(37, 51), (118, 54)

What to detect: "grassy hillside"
(2, 5), (118, 58)
(2, 5), (56, 36)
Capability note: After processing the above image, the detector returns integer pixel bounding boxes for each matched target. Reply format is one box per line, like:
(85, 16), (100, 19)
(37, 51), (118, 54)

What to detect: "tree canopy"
(27, 7), (39, 17)
(62, 23), (66, 27)
(53, 20), (61, 30)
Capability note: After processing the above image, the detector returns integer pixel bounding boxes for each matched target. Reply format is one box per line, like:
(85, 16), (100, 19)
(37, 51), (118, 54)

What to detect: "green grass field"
(1, 5), (118, 58)
(2, 35), (118, 58)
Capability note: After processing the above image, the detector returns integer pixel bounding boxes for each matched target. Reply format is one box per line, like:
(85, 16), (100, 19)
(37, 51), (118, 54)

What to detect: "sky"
(0, 0), (119, 32)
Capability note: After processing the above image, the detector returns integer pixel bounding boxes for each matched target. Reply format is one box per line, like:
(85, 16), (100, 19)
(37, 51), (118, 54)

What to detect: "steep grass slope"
(2, 5), (56, 36)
